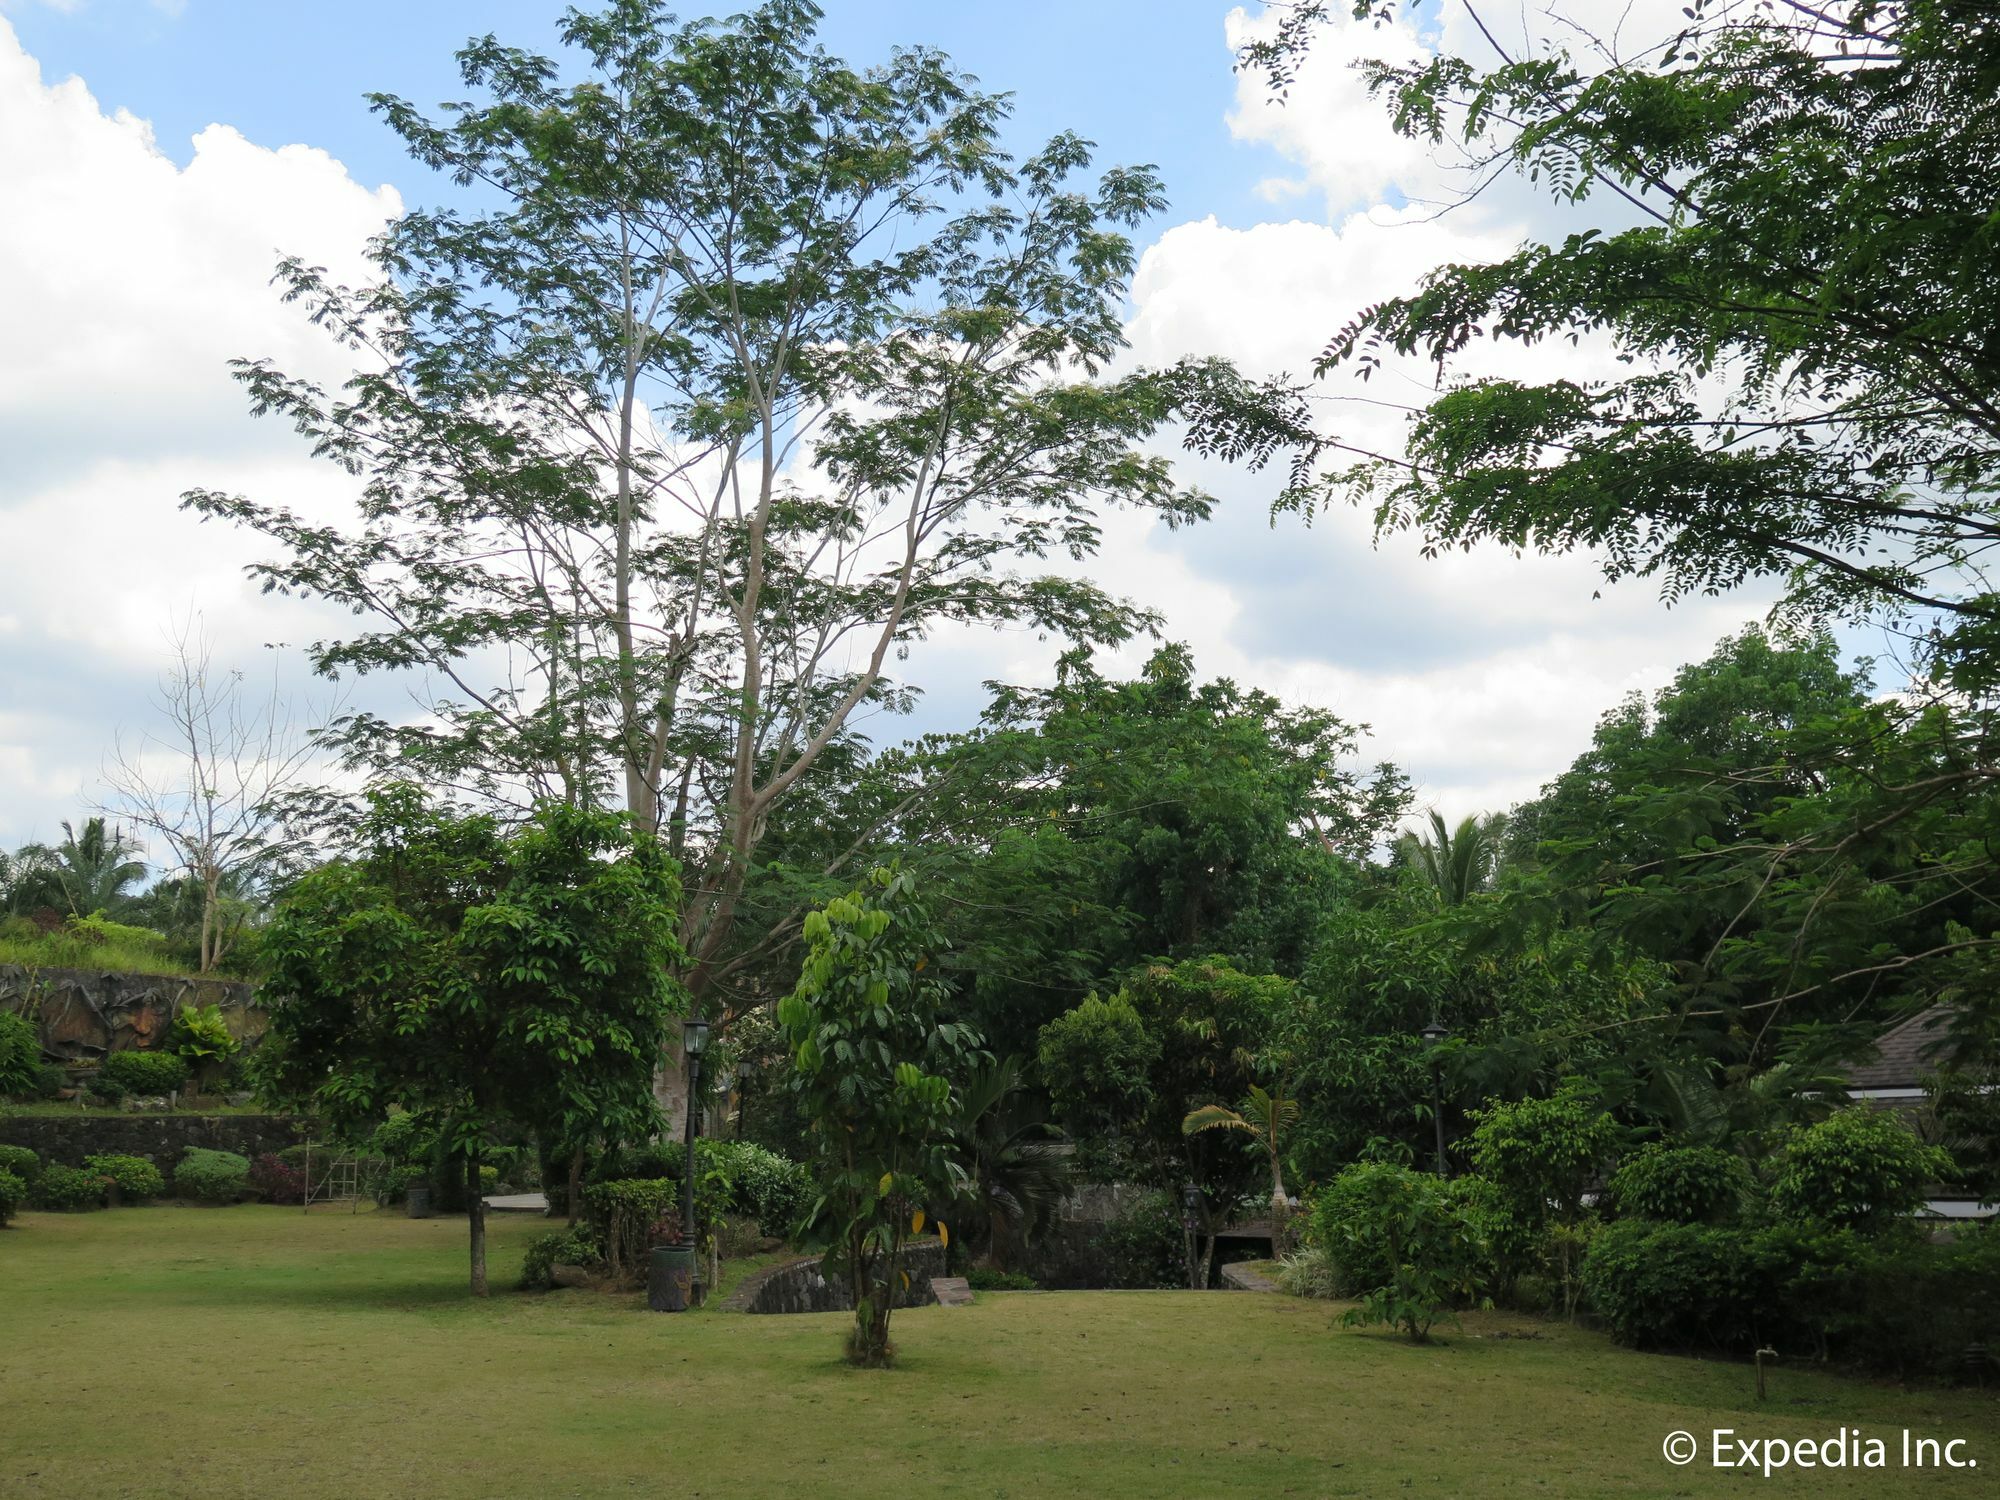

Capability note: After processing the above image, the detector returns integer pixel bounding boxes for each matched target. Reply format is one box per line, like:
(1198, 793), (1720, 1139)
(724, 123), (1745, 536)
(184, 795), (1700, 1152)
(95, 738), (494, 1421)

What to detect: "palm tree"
(954, 1056), (1073, 1271)
(1398, 809), (1508, 904)
(49, 818), (147, 916)
(0, 842), (66, 915)
(1183, 1080), (1300, 1253)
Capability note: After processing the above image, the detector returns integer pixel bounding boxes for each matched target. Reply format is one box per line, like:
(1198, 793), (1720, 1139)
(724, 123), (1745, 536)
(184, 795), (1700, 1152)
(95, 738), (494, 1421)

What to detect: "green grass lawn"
(1, 1207), (1994, 1498)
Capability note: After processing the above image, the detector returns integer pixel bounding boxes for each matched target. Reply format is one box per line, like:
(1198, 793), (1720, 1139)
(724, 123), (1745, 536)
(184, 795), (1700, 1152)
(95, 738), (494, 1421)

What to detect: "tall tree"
(186, 1), (1237, 1086)
(883, 645), (1410, 1055)
(34, 818), (147, 918)
(1396, 809), (1507, 905)
(1215, 0), (2000, 1027)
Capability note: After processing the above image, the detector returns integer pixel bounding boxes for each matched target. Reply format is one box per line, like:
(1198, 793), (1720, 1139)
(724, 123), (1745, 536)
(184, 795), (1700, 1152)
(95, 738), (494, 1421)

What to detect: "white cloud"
(0, 17), (400, 849)
(0, 3), (1784, 860)
(948, 4), (1788, 831)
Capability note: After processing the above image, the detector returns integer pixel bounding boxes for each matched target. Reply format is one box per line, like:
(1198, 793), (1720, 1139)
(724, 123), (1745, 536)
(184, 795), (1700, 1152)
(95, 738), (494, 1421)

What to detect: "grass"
(1, 1207), (1994, 1498)
(0, 929), (253, 982)
(0, 1100), (267, 1118)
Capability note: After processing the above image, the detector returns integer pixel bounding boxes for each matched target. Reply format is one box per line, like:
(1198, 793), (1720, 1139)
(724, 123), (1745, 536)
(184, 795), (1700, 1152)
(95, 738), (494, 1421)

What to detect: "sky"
(0, 0), (1788, 858)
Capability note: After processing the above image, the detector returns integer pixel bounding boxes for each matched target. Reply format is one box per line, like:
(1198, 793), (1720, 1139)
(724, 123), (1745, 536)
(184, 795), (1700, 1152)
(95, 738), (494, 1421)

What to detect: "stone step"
(930, 1275), (973, 1307)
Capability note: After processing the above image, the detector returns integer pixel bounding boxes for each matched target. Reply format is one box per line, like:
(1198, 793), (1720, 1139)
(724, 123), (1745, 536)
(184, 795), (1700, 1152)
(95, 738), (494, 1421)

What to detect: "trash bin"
(405, 1185), (434, 1219)
(649, 1243), (695, 1312)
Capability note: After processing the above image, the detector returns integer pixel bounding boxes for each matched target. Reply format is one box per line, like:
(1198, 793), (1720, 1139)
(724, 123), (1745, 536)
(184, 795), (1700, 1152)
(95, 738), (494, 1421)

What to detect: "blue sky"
(0, 0), (1783, 856)
(8, 0), (1281, 229)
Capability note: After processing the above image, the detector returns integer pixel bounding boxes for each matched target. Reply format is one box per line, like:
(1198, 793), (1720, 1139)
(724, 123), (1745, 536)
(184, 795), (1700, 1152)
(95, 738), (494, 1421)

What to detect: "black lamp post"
(1180, 1182), (1205, 1291)
(1420, 1019), (1449, 1176)
(734, 1058), (753, 1142)
(680, 1015), (710, 1283)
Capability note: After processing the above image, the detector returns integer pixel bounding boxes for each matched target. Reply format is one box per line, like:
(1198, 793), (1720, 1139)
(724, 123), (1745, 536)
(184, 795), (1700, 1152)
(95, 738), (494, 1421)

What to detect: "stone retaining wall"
(2, 964), (264, 1063)
(724, 1238), (947, 1314)
(0, 1112), (309, 1171)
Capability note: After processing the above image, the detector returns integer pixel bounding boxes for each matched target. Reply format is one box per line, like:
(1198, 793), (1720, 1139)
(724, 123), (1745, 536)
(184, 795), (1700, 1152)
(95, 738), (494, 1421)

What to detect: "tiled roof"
(1846, 1005), (1956, 1090)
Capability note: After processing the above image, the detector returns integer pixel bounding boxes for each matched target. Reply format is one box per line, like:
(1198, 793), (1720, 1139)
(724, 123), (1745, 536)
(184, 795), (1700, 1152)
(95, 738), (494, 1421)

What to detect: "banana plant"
(1183, 1081), (1300, 1254)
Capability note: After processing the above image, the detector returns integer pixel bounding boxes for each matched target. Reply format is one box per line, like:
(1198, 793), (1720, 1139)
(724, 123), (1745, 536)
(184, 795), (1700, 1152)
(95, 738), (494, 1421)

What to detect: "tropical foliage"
(255, 786), (685, 1294)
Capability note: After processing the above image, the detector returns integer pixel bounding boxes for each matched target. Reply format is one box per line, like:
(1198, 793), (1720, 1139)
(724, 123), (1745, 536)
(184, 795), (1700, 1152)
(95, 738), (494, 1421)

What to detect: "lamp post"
(734, 1058), (753, 1142)
(1420, 1019), (1449, 1177)
(681, 1015), (710, 1298)
(1180, 1182), (1205, 1291)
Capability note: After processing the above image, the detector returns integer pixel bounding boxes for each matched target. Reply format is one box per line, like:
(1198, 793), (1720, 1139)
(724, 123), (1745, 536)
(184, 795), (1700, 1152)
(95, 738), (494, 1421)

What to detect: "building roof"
(1846, 1005), (1956, 1091)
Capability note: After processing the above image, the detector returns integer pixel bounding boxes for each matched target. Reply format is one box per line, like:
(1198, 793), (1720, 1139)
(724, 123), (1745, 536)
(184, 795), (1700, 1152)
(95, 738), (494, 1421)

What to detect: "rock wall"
(1, 964), (264, 1063)
(1021, 1182), (1156, 1289)
(724, 1238), (947, 1314)
(0, 1112), (308, 1171)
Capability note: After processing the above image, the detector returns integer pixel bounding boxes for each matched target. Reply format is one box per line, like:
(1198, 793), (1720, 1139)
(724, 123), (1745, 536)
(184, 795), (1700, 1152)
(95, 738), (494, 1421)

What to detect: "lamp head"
(683, 1016), (711, 1058)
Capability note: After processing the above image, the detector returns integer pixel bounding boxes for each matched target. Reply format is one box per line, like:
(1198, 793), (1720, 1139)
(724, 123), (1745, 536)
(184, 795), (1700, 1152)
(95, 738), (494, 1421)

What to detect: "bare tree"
(102, 621), (324, 973)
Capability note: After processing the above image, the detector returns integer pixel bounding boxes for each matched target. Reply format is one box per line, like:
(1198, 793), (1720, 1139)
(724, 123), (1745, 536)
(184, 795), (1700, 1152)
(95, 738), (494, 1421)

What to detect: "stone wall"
(0, 1112), (308, 1172)
(1, 964), (264, 1063)
(1020, 1181), (1156, 1289)
(724, 1238), (947, 1314)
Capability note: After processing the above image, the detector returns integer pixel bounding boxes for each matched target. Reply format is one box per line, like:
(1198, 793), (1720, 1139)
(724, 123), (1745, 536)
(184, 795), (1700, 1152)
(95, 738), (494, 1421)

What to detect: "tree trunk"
(1269, 1154), (1292, 1257)
(466, 1155), (488, 1297)
(566, 1145), (584, 1229)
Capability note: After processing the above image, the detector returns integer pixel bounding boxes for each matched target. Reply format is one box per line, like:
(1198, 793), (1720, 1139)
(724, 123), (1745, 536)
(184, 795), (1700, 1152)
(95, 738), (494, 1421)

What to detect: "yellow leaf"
(911, 1209), (925, 1234)
(937, 1221), (949, 1249)
(878, 1172), (893, 1197)
(900, 1270), (911, 1290)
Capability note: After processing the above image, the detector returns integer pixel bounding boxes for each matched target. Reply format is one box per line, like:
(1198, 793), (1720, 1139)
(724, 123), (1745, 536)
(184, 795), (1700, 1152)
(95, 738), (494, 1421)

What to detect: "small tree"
(1467, 1079), (1620, 1317)
(1607, 1143), (1754, 1226)
(1323, 1161), (1486, 1344)
(258, 787), (684, 1294)
(1183, 1081), (1300, 1253)
(1036, 991), (1160, 1147)
(1771, 1107), (1955, 1235)
(103, 624), (322, 972)
(779, 868), (977, 1366)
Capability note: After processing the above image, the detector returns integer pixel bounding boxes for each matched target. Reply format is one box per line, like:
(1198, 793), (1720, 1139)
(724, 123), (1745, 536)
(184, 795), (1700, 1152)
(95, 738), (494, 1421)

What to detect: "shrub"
(99, 1049), (190, 1100)
(84, 1153), (165, 1201)
(1832, 1226), (2000, 1381)
(0, 1009), (40, 1097)
(1318, 1161), (1488, 1342)
(1770, 1107), (1955, 1234)
(174, 1147), (250, 1204)
(86, 1071), (128, 1104)
(1274, 1245), (1339, 1300)
(519, 1225), (604, 1290)
(965, 1267), (1038, 1291)
(1579, 1219), (1796, 1354)
(250, 1153), (307, 1205)
(1036, 991), (1160, 1135)
(696, 1140), (810, 1235)
(1305, 1171), (1397, 1295)
(1608, 1143), (1754, 1225)
(370, 1110), (439, 1167)
(581, 1177), (680, 1281)
(592, 1142), (681, 1182)
(0, 1144), (40, 1182)
(1099, 1189), (1189, 1289)
(0, 1168), (25, 1225)
(30, 1062), (67, 1099)
(169, 1003), (240, 1085)
(35, 1163), (107, 1211)
(1467, 1079), (1619, 1316)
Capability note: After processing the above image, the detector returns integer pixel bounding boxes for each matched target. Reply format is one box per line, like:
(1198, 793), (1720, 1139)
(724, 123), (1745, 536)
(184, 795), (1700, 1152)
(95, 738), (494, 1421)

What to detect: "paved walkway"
(484, 1192), (550, 1213)
(1220, 1262), (1279, 1293)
